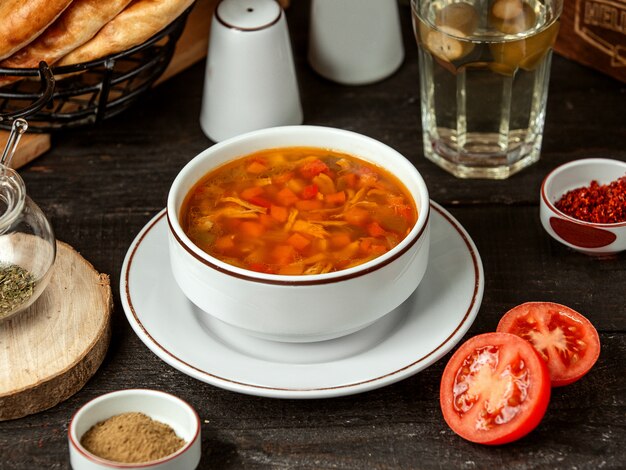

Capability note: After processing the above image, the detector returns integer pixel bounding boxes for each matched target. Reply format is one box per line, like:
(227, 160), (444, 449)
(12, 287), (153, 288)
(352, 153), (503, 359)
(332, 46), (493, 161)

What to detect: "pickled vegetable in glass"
(412, 0), (562, 179)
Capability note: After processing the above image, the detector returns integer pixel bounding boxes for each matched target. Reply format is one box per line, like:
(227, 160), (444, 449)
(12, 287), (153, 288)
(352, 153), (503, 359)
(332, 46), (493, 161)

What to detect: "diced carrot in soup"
(287, 232), (311, 251)
(180, 147), (417, 275)
(367, 222), (386, 238)
(278, 264), (305, 275)
(270, 204), (288, 222)
(295, 199), (323, 211)
(214, 235), (235, 252)
(246, 160), (268, 174)
(240, 221), (265, 238)
(276, 187), (299, 206)
(325, 191), (346, 205)
(272, 245), (297, 265)
(258, 214), (276, 227)
(240, 186), (264, 201)
(330, 232), (352, 249)
(344, 207), (370, 226)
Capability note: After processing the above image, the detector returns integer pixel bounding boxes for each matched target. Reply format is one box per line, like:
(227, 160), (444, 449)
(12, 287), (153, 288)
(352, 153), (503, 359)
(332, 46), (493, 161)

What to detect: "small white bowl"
(540, 158), (626, 255)
(68, 389), (201, 470)
(167, 125), (431, 342)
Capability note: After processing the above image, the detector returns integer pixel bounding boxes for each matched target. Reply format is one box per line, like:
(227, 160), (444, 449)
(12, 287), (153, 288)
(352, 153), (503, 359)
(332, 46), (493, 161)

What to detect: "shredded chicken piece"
(353, 201), (378, 209)
(335, 159), (351, 171)
(292, 220), (329, 238)
(255, 177), (273, 186)
(345, 255), (377, 269)
(320, 263), (333, 274)
(313, 220), (349, 226)
(304, 262), (327, 275)
(220, 196), (267, 213)
(212, 206), (259, 219)
(348, 187), (367, 205)
(284, 208), (299, 231)
(190, 216), (214, 231)
(367, 189), (387, 198)
(302, 253), (327, 264)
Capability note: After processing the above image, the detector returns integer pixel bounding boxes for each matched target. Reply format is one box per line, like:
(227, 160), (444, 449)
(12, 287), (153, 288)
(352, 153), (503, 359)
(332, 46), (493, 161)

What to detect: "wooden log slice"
(0, 241), (112, 421)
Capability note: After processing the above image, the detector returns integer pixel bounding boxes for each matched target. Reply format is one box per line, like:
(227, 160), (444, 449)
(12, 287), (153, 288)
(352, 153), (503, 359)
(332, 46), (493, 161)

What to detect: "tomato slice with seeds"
(440, 333), (551, 445)
(497, 302), (600, 387)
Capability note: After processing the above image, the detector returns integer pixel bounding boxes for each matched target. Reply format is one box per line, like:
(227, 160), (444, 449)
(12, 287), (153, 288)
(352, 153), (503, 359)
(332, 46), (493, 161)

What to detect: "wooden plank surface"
(0, 0), (624, 468)
(0, 133), (50, 170)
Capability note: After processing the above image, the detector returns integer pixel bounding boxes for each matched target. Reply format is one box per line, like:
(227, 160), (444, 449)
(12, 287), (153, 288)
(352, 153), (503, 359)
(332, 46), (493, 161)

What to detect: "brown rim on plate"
(123, 202), (482, 394)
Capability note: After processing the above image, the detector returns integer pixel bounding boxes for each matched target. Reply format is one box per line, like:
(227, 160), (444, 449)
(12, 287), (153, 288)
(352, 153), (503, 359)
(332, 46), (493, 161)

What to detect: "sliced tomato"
(497, 302), (600, 387)
(440, 332), (551, 445)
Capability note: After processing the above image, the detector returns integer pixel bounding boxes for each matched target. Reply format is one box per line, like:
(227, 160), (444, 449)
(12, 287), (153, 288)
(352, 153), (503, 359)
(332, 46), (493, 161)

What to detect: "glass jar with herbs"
(0, 119), (55, 321)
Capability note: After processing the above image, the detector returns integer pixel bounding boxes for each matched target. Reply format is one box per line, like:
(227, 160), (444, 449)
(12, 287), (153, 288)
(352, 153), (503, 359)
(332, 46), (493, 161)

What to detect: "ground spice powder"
(80, 412), (186, 463)
(554, 176), (626, 224)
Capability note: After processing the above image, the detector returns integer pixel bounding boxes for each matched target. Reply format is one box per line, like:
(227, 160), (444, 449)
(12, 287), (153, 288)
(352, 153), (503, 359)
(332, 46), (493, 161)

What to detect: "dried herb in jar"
(80, 412), (186, 464)
(555, 176), (626, 224)
(0, 263), (36, 318)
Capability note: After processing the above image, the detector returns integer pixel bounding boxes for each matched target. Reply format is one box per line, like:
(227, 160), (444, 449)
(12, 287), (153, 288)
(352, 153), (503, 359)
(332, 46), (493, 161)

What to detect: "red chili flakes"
(554, 175), (626, 224)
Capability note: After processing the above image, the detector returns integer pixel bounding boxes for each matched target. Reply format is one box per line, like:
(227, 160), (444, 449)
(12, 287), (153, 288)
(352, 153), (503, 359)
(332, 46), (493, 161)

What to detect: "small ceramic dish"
(167, 125), (431, 343)
(68, 389), (201, 470)
(540, 158), (626, 255)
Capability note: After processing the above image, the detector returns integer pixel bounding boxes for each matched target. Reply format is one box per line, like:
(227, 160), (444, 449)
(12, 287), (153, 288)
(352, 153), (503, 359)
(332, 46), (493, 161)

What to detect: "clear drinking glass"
(411, 0), (563, 179)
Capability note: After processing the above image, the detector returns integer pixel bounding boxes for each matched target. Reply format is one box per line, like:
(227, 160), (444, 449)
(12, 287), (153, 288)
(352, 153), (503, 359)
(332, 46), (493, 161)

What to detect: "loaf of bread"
(58, 0), (196, 66)
(1, 0), (133, 69)
(0, 0), (133, 87)
(0, 0), (74, 61)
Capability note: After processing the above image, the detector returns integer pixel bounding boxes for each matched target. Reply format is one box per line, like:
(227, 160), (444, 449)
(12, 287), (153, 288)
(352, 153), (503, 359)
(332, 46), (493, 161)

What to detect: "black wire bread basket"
(0, 7), (192, 132)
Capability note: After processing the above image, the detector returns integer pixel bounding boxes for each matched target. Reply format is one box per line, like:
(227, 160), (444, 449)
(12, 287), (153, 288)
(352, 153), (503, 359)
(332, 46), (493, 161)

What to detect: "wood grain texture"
(553, 0), (626, 83)
(156, 0), (219, 85)
(0, 241), (112, 421)
(0, 133), (51, 170)
(0, 0), (623, 467)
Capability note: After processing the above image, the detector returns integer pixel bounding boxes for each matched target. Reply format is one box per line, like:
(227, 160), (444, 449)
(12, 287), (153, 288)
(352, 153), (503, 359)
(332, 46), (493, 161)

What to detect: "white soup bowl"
(167, 125), (431, 342)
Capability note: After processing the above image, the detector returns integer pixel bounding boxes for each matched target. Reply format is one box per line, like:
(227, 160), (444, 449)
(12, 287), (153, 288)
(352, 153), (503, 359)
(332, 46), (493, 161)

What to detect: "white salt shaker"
(200, 0), (303, 142)
(308, 0), (405, 85)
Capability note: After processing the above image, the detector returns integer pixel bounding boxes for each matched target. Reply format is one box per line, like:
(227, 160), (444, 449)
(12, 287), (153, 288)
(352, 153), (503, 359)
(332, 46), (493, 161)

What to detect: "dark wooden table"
(2, 1), (625, 468)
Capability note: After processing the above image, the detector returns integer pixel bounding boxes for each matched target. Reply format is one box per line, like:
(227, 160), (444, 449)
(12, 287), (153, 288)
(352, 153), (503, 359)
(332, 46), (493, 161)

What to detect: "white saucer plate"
(121, 201), (484, 399)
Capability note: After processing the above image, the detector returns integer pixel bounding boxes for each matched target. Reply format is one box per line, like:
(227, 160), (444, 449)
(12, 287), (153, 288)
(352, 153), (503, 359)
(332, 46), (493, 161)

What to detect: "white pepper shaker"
(308, 0), (405, 85)
(200, 0), (303, 142)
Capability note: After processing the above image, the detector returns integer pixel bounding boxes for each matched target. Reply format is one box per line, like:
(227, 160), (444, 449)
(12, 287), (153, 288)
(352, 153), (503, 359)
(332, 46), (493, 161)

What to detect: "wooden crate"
(554, 0), (626, 82)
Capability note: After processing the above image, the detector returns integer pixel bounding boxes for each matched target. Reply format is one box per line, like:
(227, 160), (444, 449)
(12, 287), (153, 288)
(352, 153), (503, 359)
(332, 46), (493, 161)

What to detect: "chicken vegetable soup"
(180, 147), (417, 275)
